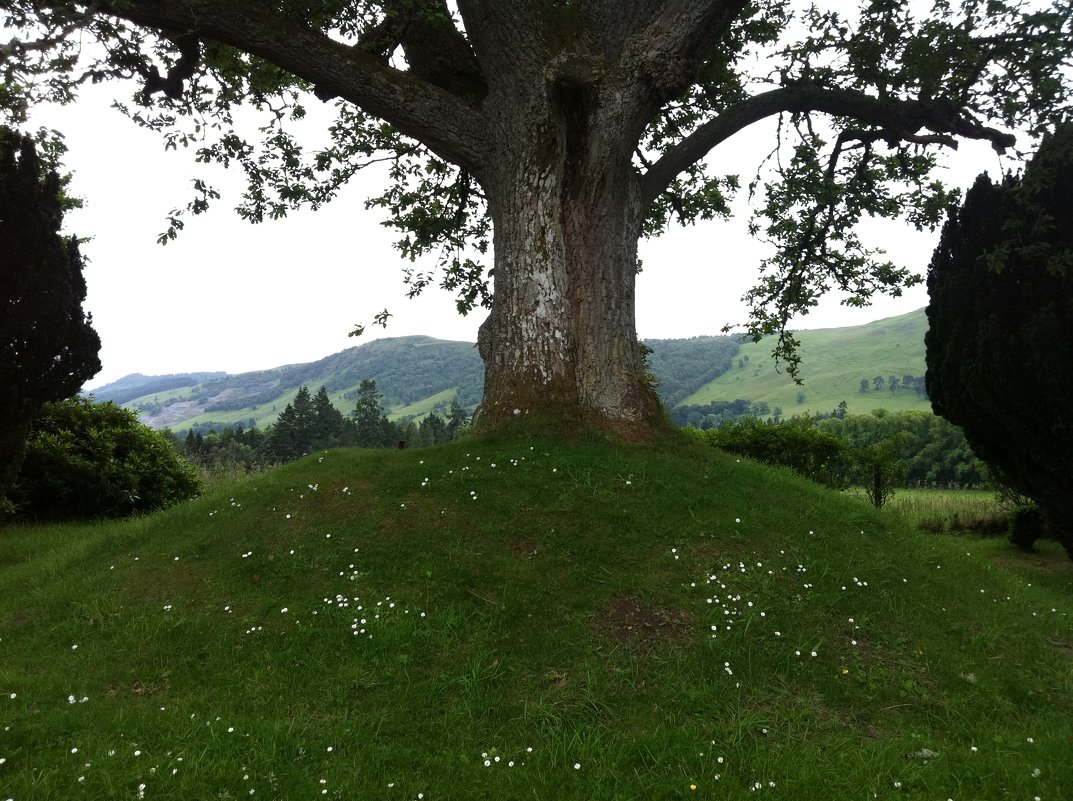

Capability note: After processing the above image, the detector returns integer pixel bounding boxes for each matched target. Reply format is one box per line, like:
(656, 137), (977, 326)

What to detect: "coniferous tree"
(269, 386), (317, 462)
(418, 412), (448, 447)
(269, 401), (302, 462)
(926, 123), (1073, 557)
(310, 385), (352, 449)
(446, 399), (470, 441)
(0, 127), (101, 508)
(352, 379), (392, 448)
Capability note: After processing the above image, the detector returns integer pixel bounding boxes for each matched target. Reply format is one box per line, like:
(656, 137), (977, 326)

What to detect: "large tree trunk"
(474, 75), (662, 435)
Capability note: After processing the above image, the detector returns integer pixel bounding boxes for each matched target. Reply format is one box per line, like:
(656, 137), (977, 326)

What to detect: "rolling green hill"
(682, 308), (931, 416)
(92, 334), (743, 433)
(91, 310), (931, 433)
(2, 434), (1070, 798)
(105, 336), (486, 432)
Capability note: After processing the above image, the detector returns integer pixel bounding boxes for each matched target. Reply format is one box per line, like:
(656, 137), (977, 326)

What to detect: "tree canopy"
(2, 1), (1070, 432)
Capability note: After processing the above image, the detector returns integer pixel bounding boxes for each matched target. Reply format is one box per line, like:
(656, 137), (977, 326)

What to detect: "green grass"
(879, 489), (1006, 535)
(682, 309), (932, 416)
(1, 435), (1071, 799)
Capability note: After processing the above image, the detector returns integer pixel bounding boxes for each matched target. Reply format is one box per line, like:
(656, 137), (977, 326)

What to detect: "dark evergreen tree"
(859, 379), (869, 394)
(352, 379), (395, 448)
(926, 123), (1073, 556)
(310, 385), (353, 449)
(402, 420), (420, 449)
(0, 128), (101, 509)
(446, 399), (470, 441)
(269, 386), (317, 461)
(418, 413), (449, 447)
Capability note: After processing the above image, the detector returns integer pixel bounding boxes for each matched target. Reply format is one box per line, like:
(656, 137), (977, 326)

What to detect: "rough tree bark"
(461, 0), (739, 432)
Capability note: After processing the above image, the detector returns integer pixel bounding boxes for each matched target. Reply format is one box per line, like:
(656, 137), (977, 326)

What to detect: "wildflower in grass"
(574, 763), (581, 770)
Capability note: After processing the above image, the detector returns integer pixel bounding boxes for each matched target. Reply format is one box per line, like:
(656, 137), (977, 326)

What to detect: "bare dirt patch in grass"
(594, 595), (694, 653)
(508, 536), (539, 558)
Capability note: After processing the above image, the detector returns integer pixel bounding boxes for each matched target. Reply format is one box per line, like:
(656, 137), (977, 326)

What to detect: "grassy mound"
(1, 436), (1070, 799)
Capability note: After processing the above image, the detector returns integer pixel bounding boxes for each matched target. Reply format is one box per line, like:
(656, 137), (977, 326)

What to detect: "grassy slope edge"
(0, 436), (1070, 800)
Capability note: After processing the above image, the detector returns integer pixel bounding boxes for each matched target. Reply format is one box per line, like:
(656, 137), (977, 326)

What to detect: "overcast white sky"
(29, 82), (1011, 390)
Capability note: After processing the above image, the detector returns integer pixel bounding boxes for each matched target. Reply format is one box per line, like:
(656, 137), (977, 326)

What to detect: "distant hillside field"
(91, 334), (743, 432)
(102, 336), (486, 432)
(88, 309), (932, 432)
(681, 309), (931, 416)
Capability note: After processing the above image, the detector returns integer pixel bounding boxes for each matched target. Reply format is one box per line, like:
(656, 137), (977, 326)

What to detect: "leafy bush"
(927, 123), (1073, 558)
(702, 416), (849, 487)
(12, 397), (201, 521)
(1008, 506), (1044, 552)
(850, 438), (908, 509)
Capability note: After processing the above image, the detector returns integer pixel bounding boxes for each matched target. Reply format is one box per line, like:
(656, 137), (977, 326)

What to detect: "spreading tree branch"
(95, 0), (490, 173)
(639, 83), (1016, 205)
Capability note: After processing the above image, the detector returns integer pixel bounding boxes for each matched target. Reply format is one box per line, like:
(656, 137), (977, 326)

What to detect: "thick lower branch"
(97, 0), (490, 172)
(640, 85), (1017, 205)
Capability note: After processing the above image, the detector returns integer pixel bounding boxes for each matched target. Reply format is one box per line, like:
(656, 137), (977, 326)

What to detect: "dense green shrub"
(702, 416), (849, 487)
(927, 123), (1073, 558)
(12, 397), (201, 521)
(1008, 506), (1044, 552)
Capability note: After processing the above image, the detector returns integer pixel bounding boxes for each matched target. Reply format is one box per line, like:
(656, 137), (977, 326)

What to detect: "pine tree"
(418, 413), (448, 447)
(311, 385), (350, 449)
(269, 386), (317, 462)
(446, 399), (470, 441)
(352, 380), (388, 448)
